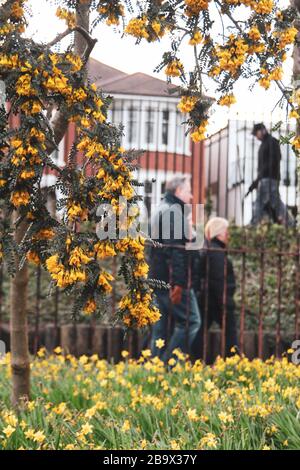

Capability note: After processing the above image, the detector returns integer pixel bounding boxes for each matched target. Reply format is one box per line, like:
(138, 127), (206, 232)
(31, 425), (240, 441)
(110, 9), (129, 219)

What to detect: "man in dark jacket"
(192, 217), (238, 359)
(247, 123), (293, 226)
(149, 175), (201, 362)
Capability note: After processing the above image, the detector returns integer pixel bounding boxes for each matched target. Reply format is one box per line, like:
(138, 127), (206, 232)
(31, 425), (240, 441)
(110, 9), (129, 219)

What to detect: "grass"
(0, 348), (299, 450)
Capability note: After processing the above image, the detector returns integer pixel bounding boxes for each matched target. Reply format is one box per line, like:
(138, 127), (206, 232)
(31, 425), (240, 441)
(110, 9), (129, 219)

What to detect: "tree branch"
(215, 0), (244, 37)
(193, 45), (203, 95)
(47, 28), (73, 48)
(46, 25), (97, 61)
(275, 80), (293, 110)
(46, 7), (97, 156)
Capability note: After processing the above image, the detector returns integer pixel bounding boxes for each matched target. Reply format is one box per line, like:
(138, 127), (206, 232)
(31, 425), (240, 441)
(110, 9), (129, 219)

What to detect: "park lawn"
(0, 349), (300, 450)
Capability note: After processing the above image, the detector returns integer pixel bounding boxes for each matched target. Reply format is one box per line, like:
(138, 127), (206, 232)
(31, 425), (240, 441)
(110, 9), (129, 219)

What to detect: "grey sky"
(24, 0), (293, 132)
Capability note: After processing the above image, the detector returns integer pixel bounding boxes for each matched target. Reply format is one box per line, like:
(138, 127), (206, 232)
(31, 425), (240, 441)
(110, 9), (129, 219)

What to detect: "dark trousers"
(192, 304), (238, 359)
(251, 178), (294, 226)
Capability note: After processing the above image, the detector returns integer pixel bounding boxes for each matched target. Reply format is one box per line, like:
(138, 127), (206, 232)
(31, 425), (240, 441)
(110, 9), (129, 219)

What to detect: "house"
(44, 58), (206, 218)
(204, 118), (297, 225)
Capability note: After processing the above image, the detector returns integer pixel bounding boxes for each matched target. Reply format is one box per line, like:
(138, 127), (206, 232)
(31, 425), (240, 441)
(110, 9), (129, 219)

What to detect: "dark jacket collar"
(262, 132), (270, 142)
(164, 191), (185, 209)
(205, 237), (226, 249)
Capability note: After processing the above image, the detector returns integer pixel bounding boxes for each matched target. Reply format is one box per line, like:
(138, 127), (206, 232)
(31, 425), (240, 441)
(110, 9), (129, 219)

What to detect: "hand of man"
(170, 285), (183, 305)
(248, 179), (258, 193)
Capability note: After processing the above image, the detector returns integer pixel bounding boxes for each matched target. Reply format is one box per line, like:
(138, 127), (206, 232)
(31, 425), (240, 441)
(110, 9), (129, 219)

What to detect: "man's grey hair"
(165, 175), (191, 195)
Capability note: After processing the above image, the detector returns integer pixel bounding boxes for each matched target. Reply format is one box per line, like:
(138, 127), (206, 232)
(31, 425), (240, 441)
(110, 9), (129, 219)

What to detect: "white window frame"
(106, 94), (191, 156)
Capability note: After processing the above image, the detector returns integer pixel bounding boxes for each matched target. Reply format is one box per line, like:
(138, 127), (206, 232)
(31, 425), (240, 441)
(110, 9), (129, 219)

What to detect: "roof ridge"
(103, 71), (177, 88)
(88, 58), (178, 97)
(88, 57), (129, 76)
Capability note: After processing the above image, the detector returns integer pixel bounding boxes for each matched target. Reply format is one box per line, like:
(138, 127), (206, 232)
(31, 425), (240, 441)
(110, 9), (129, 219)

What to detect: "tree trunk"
(75, 1), (91, 57)
(10, 214), (30, 406)
(9, 1), (92, 406)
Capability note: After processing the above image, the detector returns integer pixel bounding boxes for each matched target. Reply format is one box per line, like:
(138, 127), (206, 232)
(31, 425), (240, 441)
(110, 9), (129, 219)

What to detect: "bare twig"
(215, 0), (244, 36)
(47, 28), (73, 48)
(275, 80), (293, 110)
(47, 25), (97, 62)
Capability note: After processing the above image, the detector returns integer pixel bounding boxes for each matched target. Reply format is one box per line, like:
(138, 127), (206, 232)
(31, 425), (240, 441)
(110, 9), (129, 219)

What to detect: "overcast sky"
(24, 0), (293, 132)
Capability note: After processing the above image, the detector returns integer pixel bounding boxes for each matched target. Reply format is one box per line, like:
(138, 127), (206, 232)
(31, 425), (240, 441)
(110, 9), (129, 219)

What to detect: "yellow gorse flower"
(69, 247), (92, 268)
(184, 0), (211, 16)
(177, 96), (198, 113)
(83, 299), (97, 315)
(26, 250), (40, 265)
(189, 30), (203, 45)
(10, 1), (24, 19)
(165, 59), (184, 77)
(218, 94), (236, 107)
(215, 36), (249, 75)
(98, 271), (114, 292)
(56, 7), (76, 29)
(190, 120), (208, 143)
(120, 291), (160, 328)
(16, 74), (34, 96)
(252, 0), (273, 15)
(46, 254), (87, 288)
(275, 27), (298, 49)
(125, 17), (149, 39)
(67, 203), (88, 222)
(248, 26), (261, 41)
(10, 190), (30, 207)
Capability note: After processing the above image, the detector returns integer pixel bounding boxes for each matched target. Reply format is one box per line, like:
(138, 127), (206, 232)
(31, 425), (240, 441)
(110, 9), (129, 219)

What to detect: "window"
(144, 179), (153, 217)
(145, 107), (155, 144)
(162, 109), (169, 145)
(107, 108), (113, 123)
(175, 111), (185, 149)
(127, 106), (138, 144)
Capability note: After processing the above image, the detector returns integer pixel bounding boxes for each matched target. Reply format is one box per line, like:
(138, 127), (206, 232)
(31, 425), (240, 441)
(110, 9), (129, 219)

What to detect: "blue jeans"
(150, 289), (201, 362)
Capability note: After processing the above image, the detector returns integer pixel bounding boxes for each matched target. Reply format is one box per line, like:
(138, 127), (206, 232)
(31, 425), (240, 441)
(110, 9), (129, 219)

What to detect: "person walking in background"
(192, 217), (238, 360)
(247, 123), (293, 226)
(149, 175), (201, 362)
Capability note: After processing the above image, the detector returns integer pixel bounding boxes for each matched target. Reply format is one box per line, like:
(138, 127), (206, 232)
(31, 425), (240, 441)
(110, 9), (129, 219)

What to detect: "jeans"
(251, 178), (294, 226)
(150, 289), (201, 363)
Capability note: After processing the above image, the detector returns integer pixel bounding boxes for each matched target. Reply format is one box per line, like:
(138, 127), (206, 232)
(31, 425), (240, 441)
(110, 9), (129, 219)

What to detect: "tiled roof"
(88, 57), (128, 86)
(87, 59), (178, 98)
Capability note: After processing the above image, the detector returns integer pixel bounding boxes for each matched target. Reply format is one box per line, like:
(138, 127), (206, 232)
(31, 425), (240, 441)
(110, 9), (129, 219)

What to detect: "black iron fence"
(0, 227), (299, 363)
(1, 101), (299, 362)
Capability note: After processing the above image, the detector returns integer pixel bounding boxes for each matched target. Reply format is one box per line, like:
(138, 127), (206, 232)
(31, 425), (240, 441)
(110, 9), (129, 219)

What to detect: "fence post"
(33, 264), (41, 354)
(221, 247), (228, 359)
(258, 236), (265, 359)
(239, 230), (247, 355)
(295, 232), (300, 340)
(275, 235), (282, 357)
